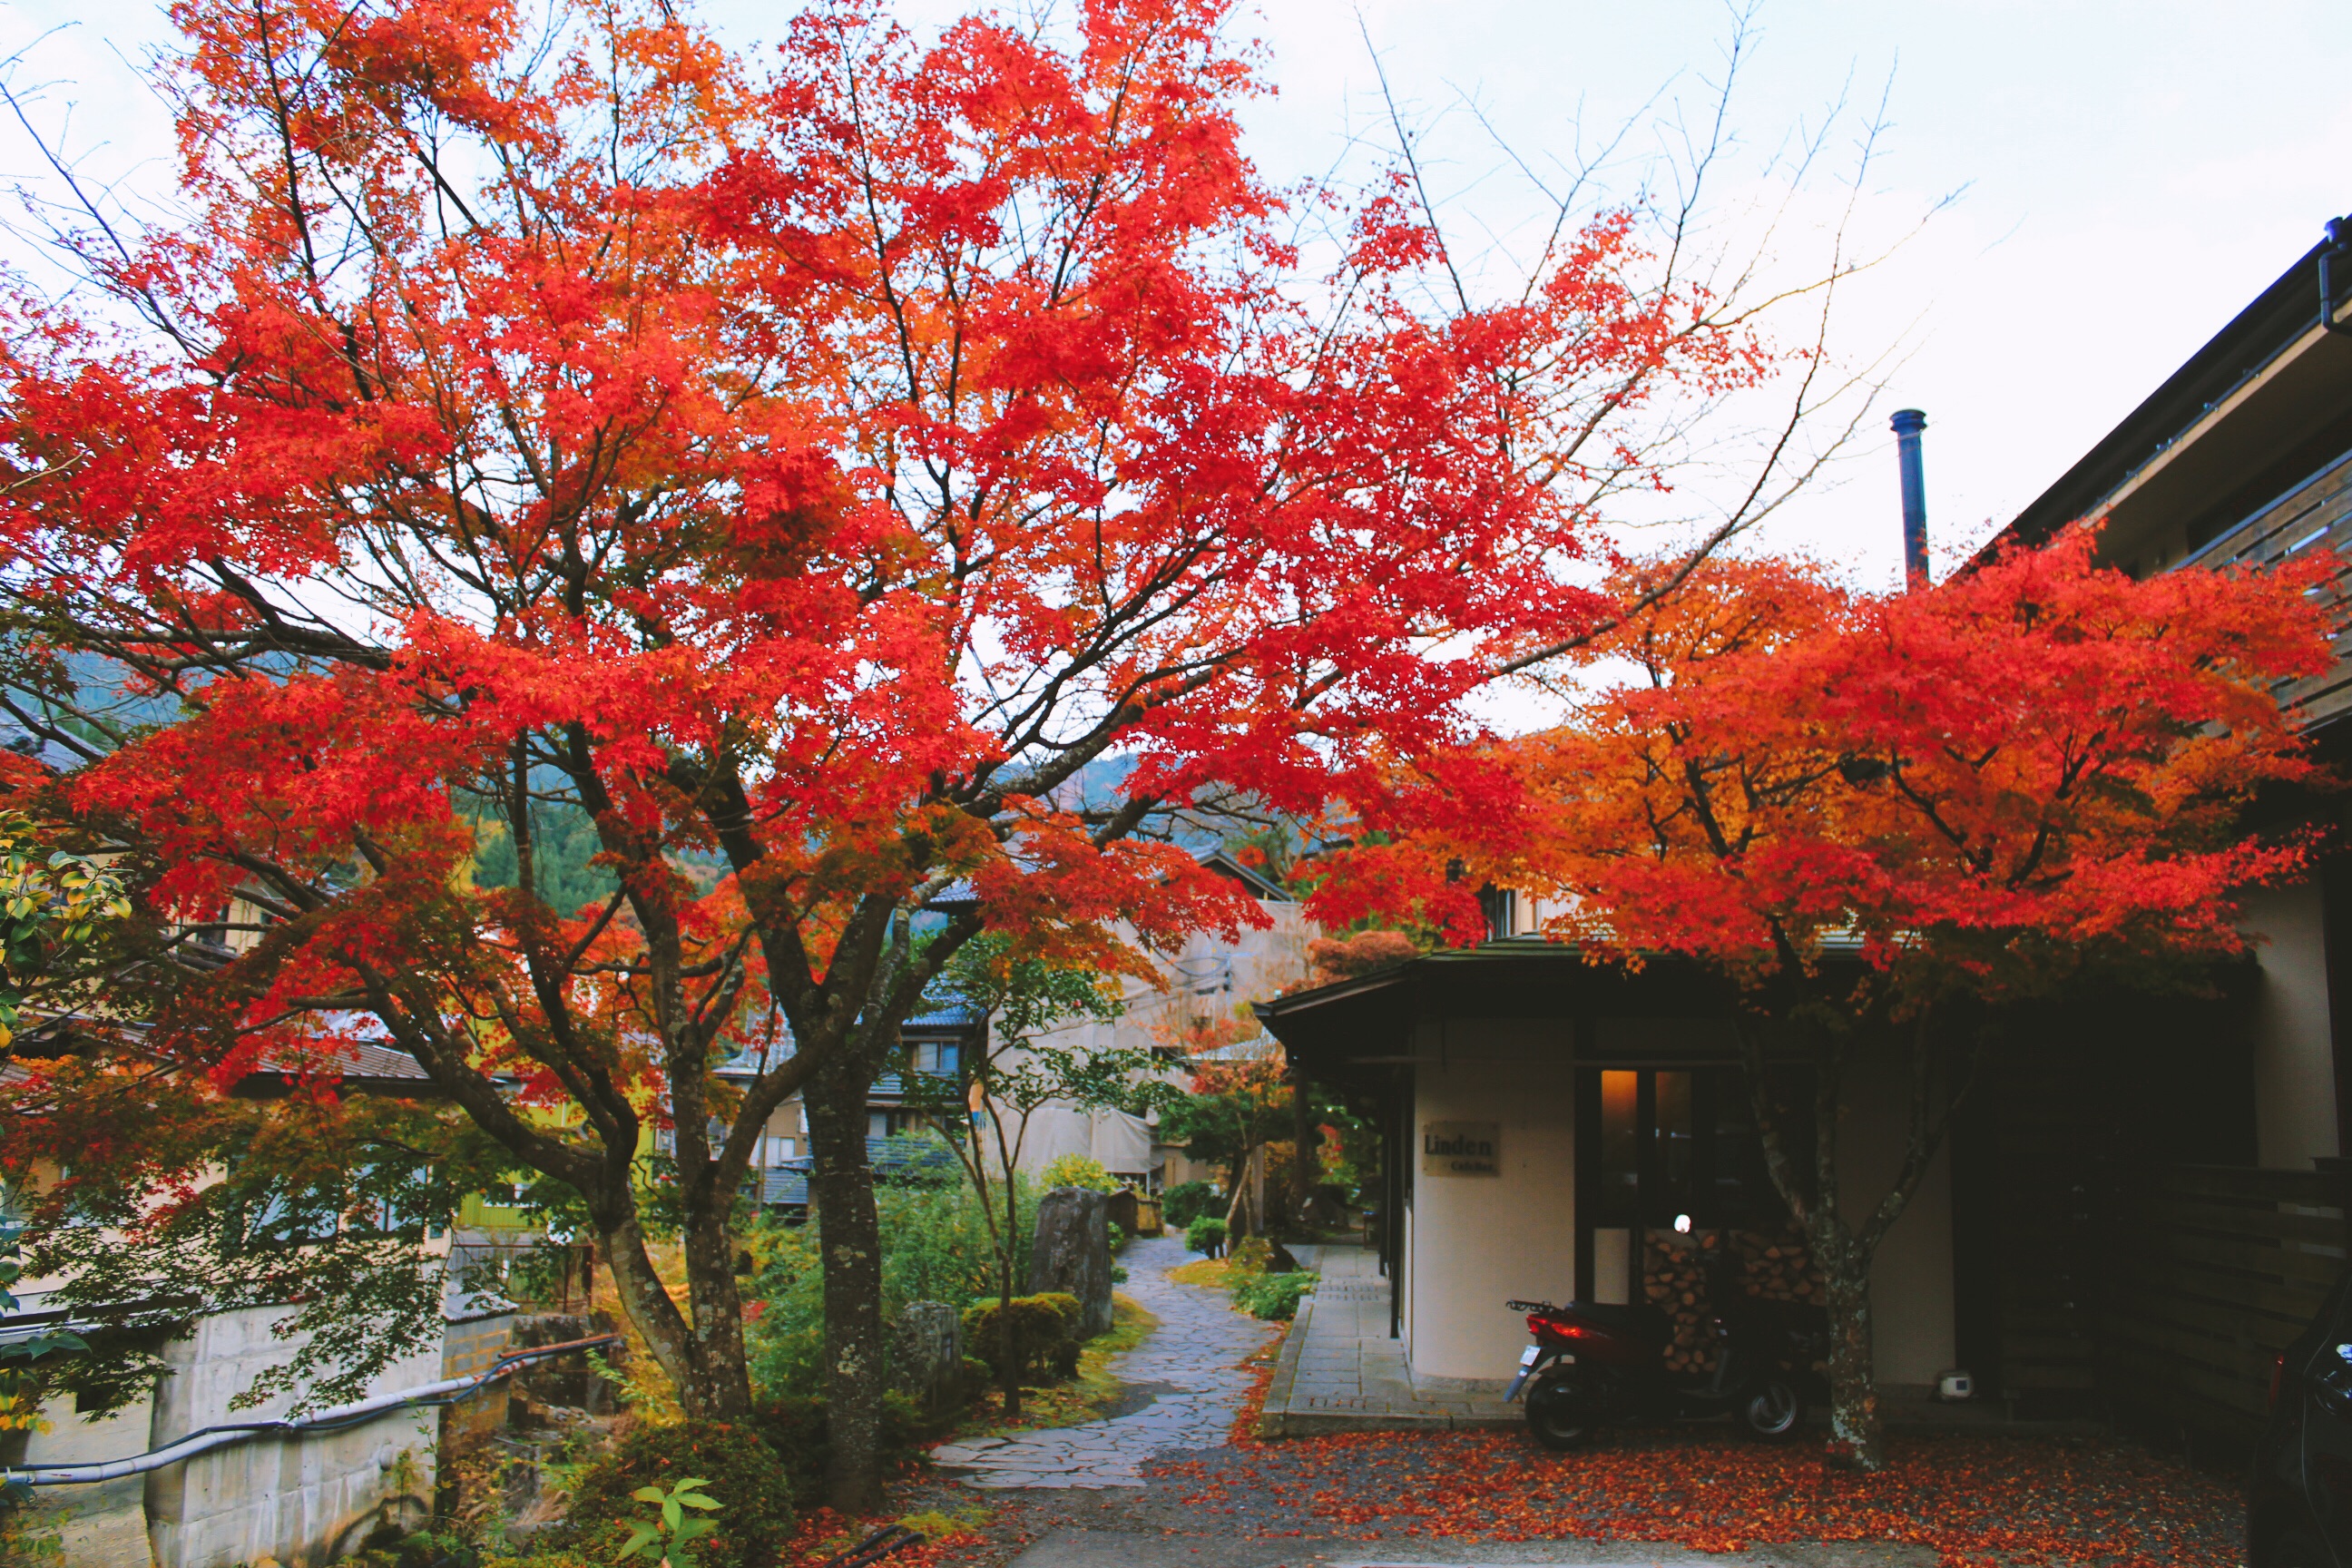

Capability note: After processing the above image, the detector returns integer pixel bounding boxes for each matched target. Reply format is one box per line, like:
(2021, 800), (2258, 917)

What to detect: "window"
(761, 1136), (797, 1165)
(1576, 1065), (1810, 1302)
(1477, 885), (1518, 939)
(912, 1041), (962, 1075)
(868, 1112), (892, 1140)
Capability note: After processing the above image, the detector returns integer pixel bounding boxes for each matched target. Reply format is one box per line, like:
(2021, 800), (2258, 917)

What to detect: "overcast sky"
(3, 0), (2346, 591)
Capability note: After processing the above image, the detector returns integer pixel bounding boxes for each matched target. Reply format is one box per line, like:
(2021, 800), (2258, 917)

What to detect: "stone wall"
(19, 1387), (153, 1568)
(142, 1304), (443, 1568)
(441, 1300), (519, 1445)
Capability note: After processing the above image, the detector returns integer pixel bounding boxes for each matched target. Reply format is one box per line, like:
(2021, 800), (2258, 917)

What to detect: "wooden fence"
(2098, 1164), (2346, 1446)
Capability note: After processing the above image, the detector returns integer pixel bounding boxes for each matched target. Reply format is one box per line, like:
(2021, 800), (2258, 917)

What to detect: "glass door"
(1576, 1066), (1796, 1302)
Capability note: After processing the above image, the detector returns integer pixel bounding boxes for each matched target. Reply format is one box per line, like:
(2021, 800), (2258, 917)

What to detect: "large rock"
(891, 1301), (966, 1416)
(1026, 1186), (1114, 1338)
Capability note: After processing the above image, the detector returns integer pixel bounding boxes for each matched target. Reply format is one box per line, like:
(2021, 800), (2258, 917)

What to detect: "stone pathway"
(927, 1234), (1279, 1489)
(1259, 1245), (1518, 1436)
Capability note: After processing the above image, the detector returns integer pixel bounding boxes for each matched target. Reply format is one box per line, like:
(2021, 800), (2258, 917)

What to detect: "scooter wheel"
(1524, 1372), (1597, 1450)
(1740, 1377), (1804, 1441)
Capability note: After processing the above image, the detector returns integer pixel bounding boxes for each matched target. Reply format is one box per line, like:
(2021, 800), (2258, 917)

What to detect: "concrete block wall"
(441, 1307), (519, 1445)
(20, 1387), (153, 1568)
(143, 1305), (442, 1568)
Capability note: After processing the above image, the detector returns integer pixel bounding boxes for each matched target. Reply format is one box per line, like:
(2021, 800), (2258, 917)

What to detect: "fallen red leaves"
(1229, 1337), (1282, 1446)
(1148, 1428), (2239, 1568)
(782, 1506), (983, 1568)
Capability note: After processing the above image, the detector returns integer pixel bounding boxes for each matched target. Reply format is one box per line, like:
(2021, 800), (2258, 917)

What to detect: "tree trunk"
(598, 1215), (712, 1413)
(678, 1194), (753, 1420)
(1820, 1250), (1883, 1470)
(806, 1057), (887, 1514)
(1289, 1076), (1315, 1229)
(999, 1174), (1023, 1418)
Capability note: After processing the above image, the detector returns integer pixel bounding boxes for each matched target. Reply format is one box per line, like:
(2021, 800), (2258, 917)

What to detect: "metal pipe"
(4, 1331), (620, 1486)
(2322, 216), (2352, 337)
(1890, 407), (1930, 589)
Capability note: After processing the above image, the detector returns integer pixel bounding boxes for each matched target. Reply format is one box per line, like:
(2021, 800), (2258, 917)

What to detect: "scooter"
(1503, 1253), (1824, 1450)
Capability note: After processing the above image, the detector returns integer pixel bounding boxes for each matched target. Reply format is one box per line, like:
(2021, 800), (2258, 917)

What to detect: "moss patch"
(947, 1290), (1159, 1437)
(1167, 1257), (1238, 1289)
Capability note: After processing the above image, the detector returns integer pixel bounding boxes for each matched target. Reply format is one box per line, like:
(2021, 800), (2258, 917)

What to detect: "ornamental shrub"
(744, 1175), (1018, 1403)
(1233, 1269), (1318, 1321)
(961, 1292), (1083, 1382)
(1184, 1217), (1228, 1256)
(1160, 1181), (1219, 1228)
(554, 1420), (794, 1568)
(746, 1392), (933, 1507)
(1038, 1152), (1120, 1192)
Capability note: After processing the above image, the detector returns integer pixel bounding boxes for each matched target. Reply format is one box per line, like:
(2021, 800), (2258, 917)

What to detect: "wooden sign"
(1421, 1121), (1501, 1177)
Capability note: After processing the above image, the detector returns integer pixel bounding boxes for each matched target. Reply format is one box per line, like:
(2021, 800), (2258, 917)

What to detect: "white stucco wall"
(2244, 879), (2341, 1170)
(143, 1305), (440, 1568)
(1404, 1019), (1579, 1379)
(1391, 1014), (1956, 1388)
(1015, 893), (1320, 1189)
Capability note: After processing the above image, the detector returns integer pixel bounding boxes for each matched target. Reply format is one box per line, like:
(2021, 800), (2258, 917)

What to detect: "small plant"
(1184, 1217), (1228, 1257)
(1160, 1181), (1219, 1229)
(1233, 1269), (1317, 1321)
(615, 1477), (720, 1567)
(1038, 1152), (1120, 1192)
(559, 1423), (792, 1568)
(960, 1293), (1083, 1383)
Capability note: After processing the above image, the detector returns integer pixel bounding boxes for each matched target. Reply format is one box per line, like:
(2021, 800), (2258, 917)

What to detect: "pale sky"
(3, 0), (2347, 591)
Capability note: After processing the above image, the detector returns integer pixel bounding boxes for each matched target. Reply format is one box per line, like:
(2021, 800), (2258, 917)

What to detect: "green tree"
(916, 936), (1161, 1416)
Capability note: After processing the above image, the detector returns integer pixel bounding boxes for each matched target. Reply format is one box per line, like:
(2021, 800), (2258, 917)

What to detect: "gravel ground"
(887, 1425), (2247, 1568)
(887, 1247), (2245, 1568)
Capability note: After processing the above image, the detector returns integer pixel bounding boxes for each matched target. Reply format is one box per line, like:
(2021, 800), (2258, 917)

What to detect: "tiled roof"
(755, 1137), (958, 1210)
(903, 1004), (982, 1030)
(255, 1039), (436, 1082)
(760, 1167), (809, 1208)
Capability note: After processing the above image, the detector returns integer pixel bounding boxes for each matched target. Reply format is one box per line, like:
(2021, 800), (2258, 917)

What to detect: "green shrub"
(1038, 1152), (1120, 1192)
(743, 1391), (934, 1507)
(747, 1395), (829, 1505)
(961, 1292), (1082, 1382)
(482, 1554), (598, 1568)
(1233, 1269), (1318, 1321)
(1184, 1216), (1228, 1256)
(745, 1173), (1024, 1404)
(554, 1421), (794, 1568)
(1161, 1181), (1219, 1227)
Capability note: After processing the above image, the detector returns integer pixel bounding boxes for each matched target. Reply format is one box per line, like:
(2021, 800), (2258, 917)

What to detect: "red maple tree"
(0, 0), (1855, 1502)
(1361, 531), (2333, 1468)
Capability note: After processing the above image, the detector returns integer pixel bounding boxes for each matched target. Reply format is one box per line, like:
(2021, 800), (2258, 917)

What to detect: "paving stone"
(928, 1233), (1279, 1488)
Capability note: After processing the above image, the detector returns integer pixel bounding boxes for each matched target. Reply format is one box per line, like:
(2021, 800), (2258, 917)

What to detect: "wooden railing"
(2182, 444), (2352, 729)
(2098, 1164), (2346, 1446)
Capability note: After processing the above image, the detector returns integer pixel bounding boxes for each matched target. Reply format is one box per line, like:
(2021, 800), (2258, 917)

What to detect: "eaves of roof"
(1994, 223), (2350, 555)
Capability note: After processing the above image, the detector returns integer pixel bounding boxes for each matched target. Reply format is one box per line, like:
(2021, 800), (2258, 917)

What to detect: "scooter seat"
(1561, 1300), (1672, 1344)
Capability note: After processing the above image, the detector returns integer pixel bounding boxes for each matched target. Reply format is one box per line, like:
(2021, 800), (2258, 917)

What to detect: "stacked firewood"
(1642, 1233), (1721, 1374)
(1730, 1225), (1828, 1307)
(1642, 1227), (1828, 1376)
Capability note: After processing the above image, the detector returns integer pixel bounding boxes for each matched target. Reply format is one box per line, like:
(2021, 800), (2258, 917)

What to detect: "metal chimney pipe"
(1890, 407), (1929, 590)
